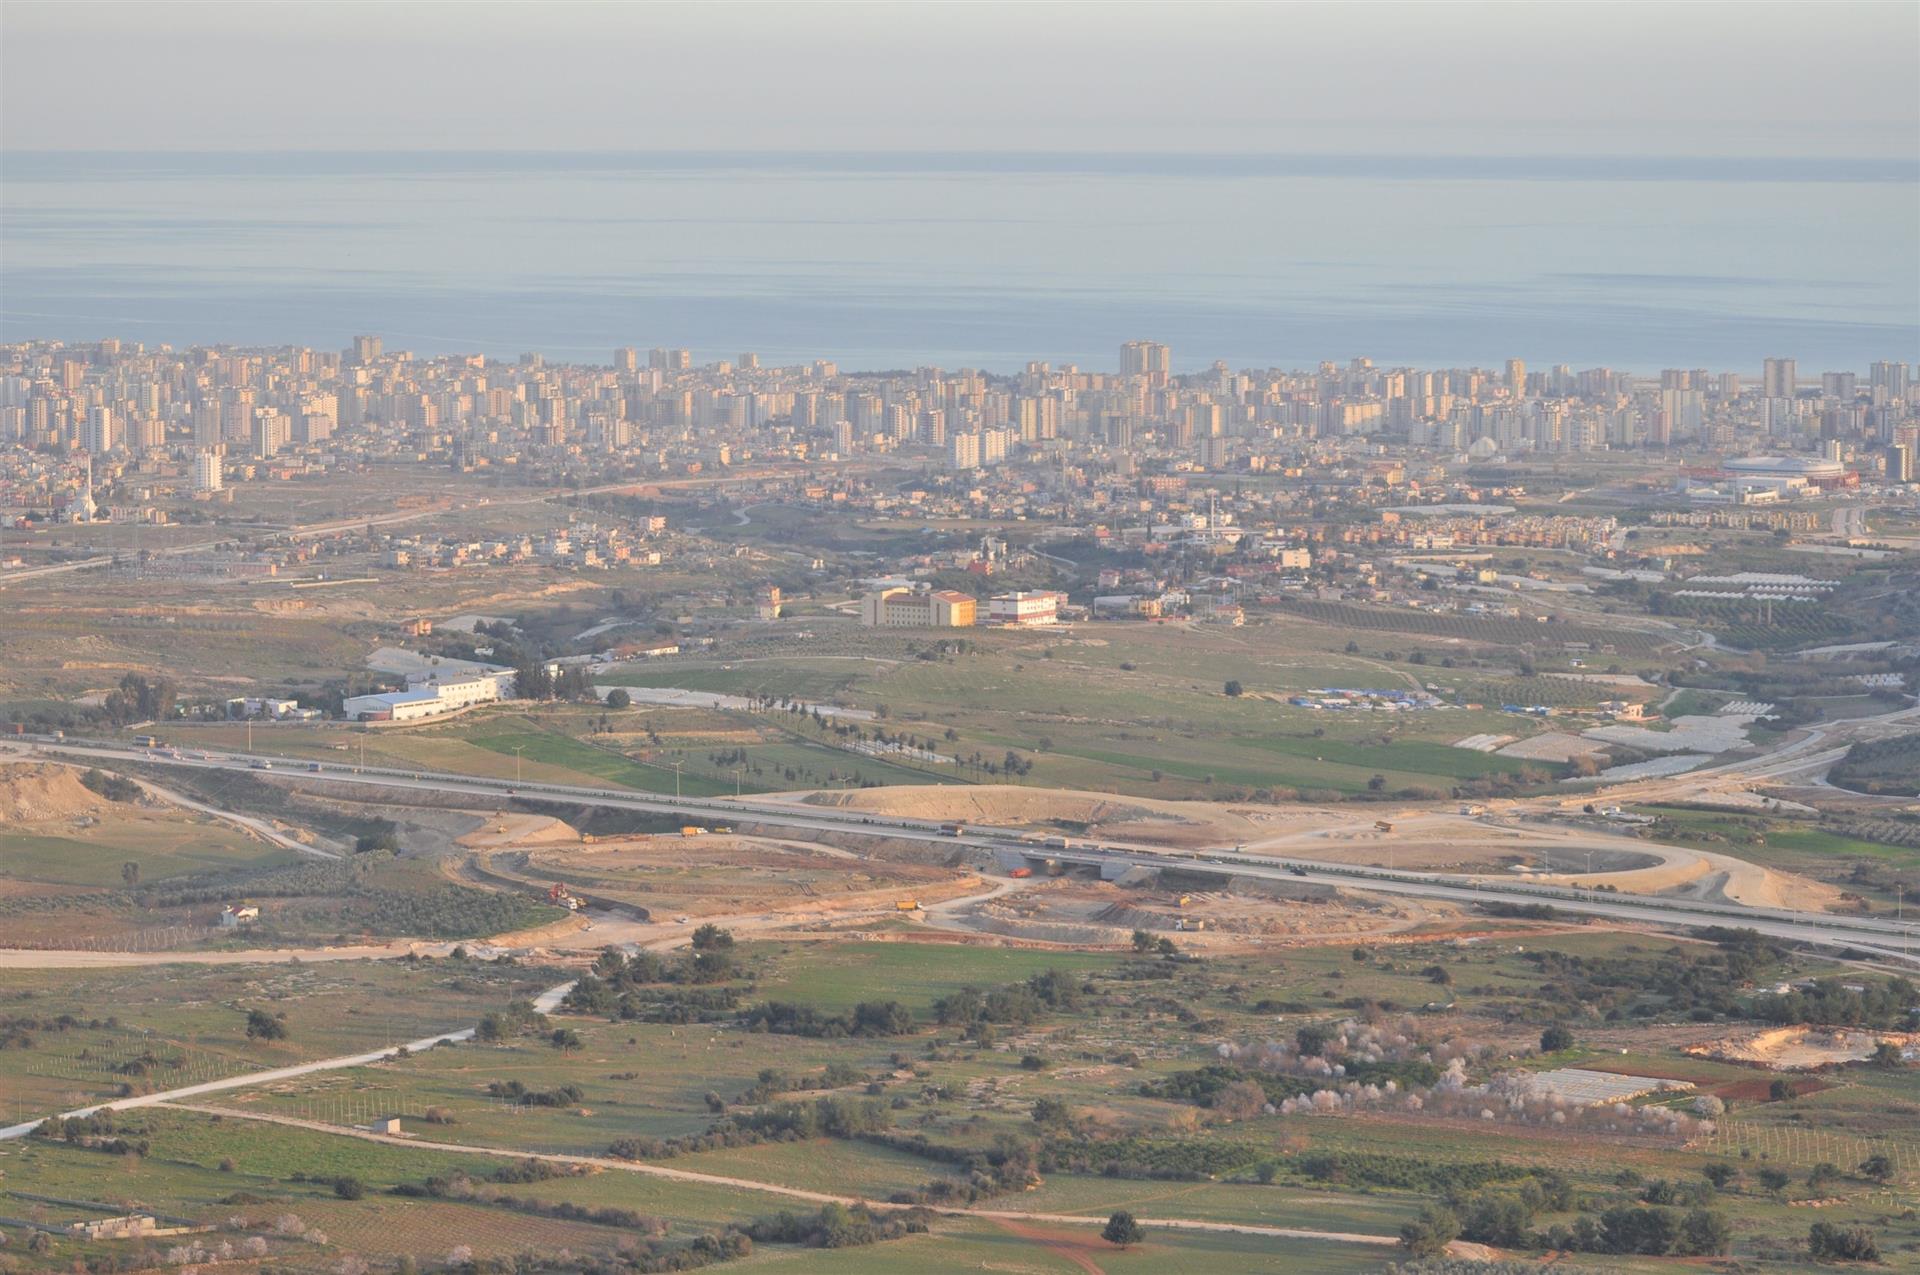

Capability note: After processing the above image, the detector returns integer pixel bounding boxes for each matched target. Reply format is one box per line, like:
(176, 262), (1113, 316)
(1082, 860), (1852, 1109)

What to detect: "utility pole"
(670, 760), (682, 800)
(246, 718), (253, 753)
(732, 766), (743, 798)
(512, 745), (524, 784)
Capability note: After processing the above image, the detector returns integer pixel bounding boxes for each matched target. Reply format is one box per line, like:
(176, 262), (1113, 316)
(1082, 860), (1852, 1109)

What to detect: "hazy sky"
(3, 0), (1916, 157)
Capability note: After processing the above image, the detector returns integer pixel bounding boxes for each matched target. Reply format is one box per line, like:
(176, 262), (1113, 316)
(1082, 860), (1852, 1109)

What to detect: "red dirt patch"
(993, 1218), (1110, 1275)
(1712, 1076), (1833, 1103)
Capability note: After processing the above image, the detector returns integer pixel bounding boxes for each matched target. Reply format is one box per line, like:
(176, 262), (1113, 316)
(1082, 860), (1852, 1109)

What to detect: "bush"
(1399, 1206), (1460, 1257)
(1807, 1221), (1880, 1262)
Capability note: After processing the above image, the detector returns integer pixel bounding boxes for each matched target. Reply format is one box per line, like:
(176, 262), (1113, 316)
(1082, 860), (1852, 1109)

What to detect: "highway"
(10, 735), (1918, 968)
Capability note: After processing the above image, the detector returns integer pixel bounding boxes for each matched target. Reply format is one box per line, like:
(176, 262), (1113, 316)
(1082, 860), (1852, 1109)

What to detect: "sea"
(2, 150), (1915, 373)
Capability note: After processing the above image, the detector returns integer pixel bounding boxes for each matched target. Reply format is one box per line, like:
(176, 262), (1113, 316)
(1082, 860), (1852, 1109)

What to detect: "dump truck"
(680, 825), (707, 837)
(1007, 867), (1033, 879)
(1042, 835), (1070, 850)
(895, 899), (922, 912)
(1374, 820), (1394, 833)
(938, 822), (966, 837)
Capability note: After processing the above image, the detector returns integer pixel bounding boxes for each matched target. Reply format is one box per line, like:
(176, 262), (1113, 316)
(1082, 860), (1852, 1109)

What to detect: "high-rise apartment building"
(1762, 357), (1796, 399)
(1888, 442), (1915, 484)
(82, 406), (116, 455)
(193, 446), (224, 493)
(352, 335), (383, 365)
(1120, 341), (1171, 385)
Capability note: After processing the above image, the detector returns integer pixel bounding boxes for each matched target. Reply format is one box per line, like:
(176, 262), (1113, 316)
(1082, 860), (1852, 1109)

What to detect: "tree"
(244, 1009), (287, 1041)
(605, 688), (631, 710)
(1367, 774), (1386, 791)
(1212, 1079), (1268, 1119)
(1807, 1162), (1841, 1192)
(550, 1028), (582, 1053)
(1101, 1211), (1144, 1248)
(1223, 680), (1243, 697)
(1757, 1166), (1792, 1197)
(1540, 1024), (1574, 1053)
(1770, 1078), (1798, 1102)
(1701, 1162), (1740, 1191)
(1398, 1206), (1460, 1258)
(691, 924), (735, 951)
(1868, 1040), (1904, 1069)
(1130, 929), (1155, 954)
(1859, 1153), (1894, 1184)
(333, 1176), (365, 1200)
(1807, 1221), (1879, 1262)
(1677, 1208), (1731, 1257)
(121, 861), (140, 888)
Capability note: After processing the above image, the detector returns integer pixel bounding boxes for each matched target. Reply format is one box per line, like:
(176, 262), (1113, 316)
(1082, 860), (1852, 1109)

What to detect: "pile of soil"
(0, 762), (108, 824)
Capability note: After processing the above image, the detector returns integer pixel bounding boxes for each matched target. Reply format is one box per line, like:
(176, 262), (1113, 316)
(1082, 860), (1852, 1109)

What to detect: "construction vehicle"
(546, 882), (584, 911)
(895, 899), (922, 912)
(1042, 835), (1070, 850)
(1007, 867), (1034, 879)
(680, 825), (707, 837)
(938, 822), (966, 837)
(136, 734), (159, 748)
(1374, 820), (1394, 833)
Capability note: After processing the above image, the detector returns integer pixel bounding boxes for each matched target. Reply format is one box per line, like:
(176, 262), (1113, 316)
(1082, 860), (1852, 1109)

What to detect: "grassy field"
(2, 921), (1911, 1272)
(0, 814), (291, 888)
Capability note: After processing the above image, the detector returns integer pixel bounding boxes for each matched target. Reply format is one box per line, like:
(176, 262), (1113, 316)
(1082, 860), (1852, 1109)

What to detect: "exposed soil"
(0, 762), (111, 824)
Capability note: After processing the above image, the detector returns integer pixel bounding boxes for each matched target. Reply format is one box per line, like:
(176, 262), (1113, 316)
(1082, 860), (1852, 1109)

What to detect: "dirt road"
(142, 1103), (1400, 1247)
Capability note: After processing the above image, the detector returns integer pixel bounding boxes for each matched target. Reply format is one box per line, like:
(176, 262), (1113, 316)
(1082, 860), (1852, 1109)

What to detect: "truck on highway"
(1042, 835), (1070, 850)
(939, 822), (965, 836)
(136, 734), (160, 748)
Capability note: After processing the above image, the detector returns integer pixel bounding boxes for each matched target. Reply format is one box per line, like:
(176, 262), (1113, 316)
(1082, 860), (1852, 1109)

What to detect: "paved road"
(10, 737), (1917, 966)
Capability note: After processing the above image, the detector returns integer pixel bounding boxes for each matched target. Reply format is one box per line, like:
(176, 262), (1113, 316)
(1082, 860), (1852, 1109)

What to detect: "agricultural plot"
(0, 818), (290, 889)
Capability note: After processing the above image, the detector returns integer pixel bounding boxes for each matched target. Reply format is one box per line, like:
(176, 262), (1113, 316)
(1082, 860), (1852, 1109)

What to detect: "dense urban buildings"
(3, 339), (1915, 534)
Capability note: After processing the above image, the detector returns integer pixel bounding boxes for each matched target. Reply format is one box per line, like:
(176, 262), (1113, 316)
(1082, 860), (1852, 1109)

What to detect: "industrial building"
(342, 670), (514, 722)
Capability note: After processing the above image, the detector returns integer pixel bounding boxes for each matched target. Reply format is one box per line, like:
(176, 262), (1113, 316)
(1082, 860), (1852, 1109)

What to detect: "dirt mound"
(0, 763), (108, 824)
(456, 813), (580, 849)
(1686, 1026), (1920, 1071)
(792, 784), (1273, 849)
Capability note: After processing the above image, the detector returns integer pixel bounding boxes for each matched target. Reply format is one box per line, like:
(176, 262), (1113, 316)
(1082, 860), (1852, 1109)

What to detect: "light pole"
(732, 767), (743, 798)
(512, 745), (524, 784)
(672, 761), (683, 799)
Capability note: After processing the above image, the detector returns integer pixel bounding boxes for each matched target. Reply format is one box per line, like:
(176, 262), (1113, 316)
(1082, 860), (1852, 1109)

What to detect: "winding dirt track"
(147, 1103), (1400, 1248)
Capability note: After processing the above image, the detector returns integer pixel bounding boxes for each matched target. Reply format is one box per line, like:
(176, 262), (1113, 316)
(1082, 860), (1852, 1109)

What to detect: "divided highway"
(11, 736), (1918, 968)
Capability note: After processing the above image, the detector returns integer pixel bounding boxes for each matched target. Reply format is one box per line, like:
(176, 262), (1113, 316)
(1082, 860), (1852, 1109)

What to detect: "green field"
(0, 815), (292, 887)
